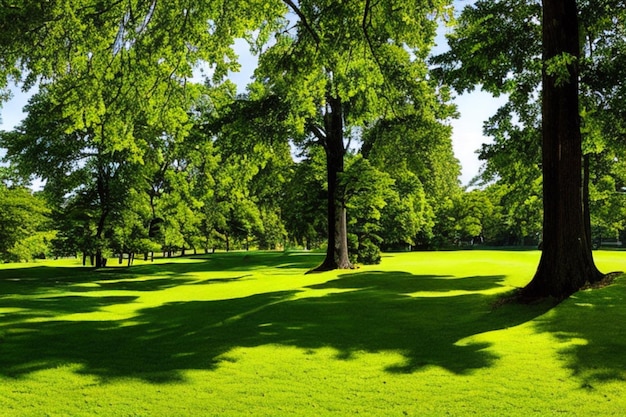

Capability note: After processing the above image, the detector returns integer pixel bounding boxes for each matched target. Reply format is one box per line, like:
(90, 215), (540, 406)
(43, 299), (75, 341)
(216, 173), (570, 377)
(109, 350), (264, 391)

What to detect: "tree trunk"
(521, 0), (603, 299)
(583, 153), (593, 248)
(94, 168), (110, 269)
(95, 251), (104, 268)
(314, 96), (352, 271)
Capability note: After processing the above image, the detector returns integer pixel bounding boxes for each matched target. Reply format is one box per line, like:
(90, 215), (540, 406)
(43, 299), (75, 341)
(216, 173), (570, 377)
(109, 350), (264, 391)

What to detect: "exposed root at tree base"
(306, 262), (357, 274)
(580, 271), (622, 290)
(491, 289), (558, 309)
(493, 271), (623, 308)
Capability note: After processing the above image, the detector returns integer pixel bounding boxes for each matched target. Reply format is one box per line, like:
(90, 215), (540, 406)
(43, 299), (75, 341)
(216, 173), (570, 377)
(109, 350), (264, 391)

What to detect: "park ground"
(0, 250), (625, 416)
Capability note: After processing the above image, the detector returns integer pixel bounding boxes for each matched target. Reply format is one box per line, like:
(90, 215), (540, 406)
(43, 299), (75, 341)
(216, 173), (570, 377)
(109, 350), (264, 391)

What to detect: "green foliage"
(0, 186), (52, 261)
(342, 154), (394, 264)
(362, 113), (461, 248)
(545, 52), (577, 87)
(431, 0), (542, 97)
(281, 147), (327, 249)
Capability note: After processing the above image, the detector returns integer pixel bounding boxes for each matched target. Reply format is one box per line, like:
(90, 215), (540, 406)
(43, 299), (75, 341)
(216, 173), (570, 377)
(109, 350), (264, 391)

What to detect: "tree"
(0, 89), (149, 267)
(281, 147), (328, 250)
(342, 154), (395, 264)
(2, 1), (458, 271)
(248, 142), (293, 251)
(525, 0), (603, 297)
(361, 113), (460, 249)
(0, 184), (52, 262)
(433, 0), (625, 298)
(253, 0), (453, 270)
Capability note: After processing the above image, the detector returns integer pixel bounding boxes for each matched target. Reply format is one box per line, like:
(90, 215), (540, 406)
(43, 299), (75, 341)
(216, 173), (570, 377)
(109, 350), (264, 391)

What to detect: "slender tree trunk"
(521, 0), (603, 299)
(94, 168), (110, 269)
(314, 96), (352, 271)
(95, 251), (104, 268)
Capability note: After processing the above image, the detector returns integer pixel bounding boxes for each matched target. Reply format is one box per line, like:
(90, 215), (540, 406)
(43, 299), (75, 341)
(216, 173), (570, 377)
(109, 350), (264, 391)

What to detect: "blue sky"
(0, 2), (504, 186)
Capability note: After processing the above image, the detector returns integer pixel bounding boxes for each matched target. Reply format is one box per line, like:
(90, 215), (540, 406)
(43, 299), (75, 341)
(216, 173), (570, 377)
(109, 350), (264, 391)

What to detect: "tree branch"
(282, 0), (320, 45)
(308, 122), (327, 148)
(361, 0), (398, 117)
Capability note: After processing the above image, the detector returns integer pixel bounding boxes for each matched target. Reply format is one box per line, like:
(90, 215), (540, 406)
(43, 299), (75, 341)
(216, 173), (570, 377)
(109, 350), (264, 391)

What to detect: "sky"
(0, 3), (505, 186)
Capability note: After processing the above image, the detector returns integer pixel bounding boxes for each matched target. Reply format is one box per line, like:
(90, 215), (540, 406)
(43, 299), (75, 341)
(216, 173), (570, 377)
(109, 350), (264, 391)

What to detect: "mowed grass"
(0, 250), (625, 416)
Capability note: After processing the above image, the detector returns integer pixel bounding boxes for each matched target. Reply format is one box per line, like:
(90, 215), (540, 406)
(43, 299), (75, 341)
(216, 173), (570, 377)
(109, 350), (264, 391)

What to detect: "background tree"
(361, 112), (460, 249)
(0, 89), (152, 267)
(0, 183), (52, 262)
(281, 147), (328, 250)
(342, 154), (395, 264)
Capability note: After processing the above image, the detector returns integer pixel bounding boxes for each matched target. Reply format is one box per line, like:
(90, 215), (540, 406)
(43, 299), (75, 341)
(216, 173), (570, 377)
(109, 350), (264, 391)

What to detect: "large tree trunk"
(583, 153), (592, 248)
(521, 0), (603, 299)
(314, 96), (352, 271)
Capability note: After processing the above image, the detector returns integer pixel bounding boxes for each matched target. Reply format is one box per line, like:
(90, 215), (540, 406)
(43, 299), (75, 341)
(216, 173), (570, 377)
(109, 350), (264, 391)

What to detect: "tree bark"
(314, 96), (352, 271)
(583, 153), (592, 248)
(521, 0), (603, 299)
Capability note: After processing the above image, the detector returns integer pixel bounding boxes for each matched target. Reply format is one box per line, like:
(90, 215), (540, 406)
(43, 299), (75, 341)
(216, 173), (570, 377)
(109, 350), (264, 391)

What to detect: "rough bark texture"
(583, 154), (592, 248)
(522, 0), (603, 299)
(313, 96), (352, 272)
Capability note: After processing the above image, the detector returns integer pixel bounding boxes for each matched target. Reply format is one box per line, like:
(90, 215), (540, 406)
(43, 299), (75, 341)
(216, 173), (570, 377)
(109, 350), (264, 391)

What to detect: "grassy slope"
(0, 250), (624, 416)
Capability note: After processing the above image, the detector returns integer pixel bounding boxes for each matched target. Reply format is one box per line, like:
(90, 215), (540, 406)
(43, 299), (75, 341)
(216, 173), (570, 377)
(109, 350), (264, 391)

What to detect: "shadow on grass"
(0, 252), (323, 293)
(0, 252), (553, 383)
(533, 274), (626, 387)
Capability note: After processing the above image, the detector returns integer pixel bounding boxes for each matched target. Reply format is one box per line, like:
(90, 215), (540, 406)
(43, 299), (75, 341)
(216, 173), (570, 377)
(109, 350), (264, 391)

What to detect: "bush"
(357, 238), (381, 265)
(348, 233), (382, 265)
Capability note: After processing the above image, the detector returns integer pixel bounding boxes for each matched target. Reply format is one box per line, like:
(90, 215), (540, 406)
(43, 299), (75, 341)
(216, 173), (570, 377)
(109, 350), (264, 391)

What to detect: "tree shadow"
(186, 251), (325, 272)
(0, 266), (197, 295)
(0, 252), (323, 295)
(0, 264), (551, 383)
(532, 275), (626, 388)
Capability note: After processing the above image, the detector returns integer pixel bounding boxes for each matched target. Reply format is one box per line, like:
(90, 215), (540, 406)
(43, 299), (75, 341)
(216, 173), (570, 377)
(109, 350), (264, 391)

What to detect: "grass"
(0, 250), (625, 416)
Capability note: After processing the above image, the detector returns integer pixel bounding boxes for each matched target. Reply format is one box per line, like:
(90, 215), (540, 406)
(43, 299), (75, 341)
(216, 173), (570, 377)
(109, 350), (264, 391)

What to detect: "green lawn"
(0, 250), (625, 416)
